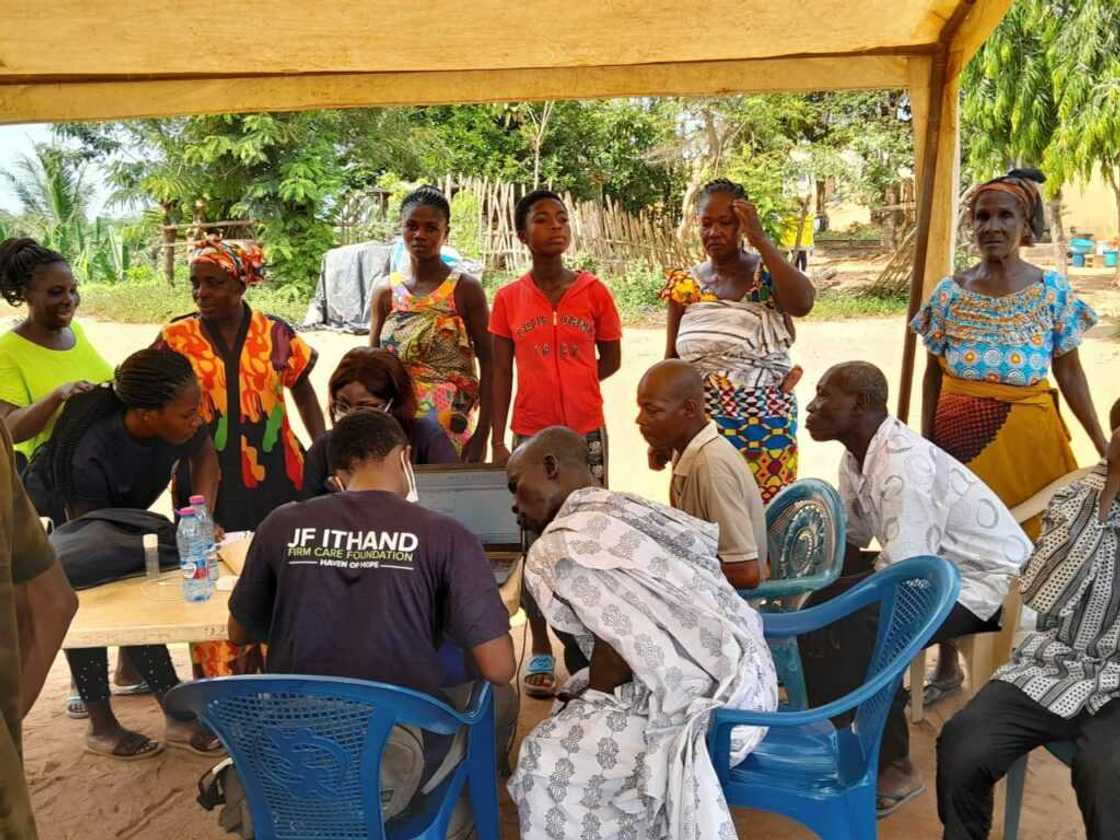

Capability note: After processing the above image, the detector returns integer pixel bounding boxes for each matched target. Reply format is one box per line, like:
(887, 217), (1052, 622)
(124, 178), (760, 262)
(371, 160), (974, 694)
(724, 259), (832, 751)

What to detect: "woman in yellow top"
(0, 238), (113, 469)
(0, 237), (147, 717)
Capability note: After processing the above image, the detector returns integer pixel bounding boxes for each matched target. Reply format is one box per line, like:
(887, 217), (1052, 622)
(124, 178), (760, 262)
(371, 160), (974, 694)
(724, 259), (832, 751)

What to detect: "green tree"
(1, 142), (133, 283)
(1047, 0), (1120, 277)
(1, 143), (90, 244)
(962, 1), (1068, 269)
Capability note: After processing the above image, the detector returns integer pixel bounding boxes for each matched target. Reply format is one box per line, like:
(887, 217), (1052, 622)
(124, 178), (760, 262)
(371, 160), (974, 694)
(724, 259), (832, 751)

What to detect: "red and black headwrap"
(969, 167), (1047, 241)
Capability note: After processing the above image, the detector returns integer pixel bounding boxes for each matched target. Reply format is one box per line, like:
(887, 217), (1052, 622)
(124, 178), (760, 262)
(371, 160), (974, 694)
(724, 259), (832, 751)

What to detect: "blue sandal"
(523, 654), (556, 699)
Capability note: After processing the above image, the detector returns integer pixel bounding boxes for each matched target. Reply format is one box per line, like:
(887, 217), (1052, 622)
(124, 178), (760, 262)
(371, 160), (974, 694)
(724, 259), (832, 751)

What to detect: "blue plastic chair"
(709, 556), (961, 840)
(166, 675), (500, 840)
(746, 478), (847, 709)
(1002, 741), (1075, 840)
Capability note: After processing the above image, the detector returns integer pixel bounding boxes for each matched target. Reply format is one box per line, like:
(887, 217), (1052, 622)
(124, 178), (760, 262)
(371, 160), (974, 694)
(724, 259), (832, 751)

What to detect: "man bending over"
(505, 426), (778, 839)
(228, 409), (516, 830)
(803, 362), (1031, 818)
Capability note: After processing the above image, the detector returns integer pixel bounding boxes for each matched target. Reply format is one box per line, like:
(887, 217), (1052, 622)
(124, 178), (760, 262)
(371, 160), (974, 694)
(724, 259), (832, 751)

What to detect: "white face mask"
(401, 451), (419, 503)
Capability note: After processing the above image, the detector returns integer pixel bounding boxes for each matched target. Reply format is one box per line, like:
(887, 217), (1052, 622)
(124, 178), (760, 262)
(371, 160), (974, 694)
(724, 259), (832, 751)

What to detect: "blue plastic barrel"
(1105, 251), (1118, 268)
(1071, 253), (1086, 268)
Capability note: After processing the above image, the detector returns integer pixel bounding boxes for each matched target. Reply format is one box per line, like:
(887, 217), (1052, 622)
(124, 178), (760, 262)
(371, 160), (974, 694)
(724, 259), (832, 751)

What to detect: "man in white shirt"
(637, 360), (768, 588)
(803, 361), (1031, 819)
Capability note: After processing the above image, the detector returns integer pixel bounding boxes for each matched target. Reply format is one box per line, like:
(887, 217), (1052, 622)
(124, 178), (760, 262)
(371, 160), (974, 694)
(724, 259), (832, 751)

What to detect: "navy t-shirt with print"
(229, 490), (510, 694)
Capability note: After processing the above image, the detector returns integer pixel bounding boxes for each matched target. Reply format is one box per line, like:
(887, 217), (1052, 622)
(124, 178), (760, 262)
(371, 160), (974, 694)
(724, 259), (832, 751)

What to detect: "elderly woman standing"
(156, 236), (325, 676)
(661, 179), (815, 503)
(911, 167), (1109, 703)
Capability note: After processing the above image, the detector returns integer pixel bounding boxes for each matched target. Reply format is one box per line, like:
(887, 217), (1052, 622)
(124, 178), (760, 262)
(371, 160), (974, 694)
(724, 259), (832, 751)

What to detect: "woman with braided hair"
(0, 237), (113, 470)
(907, 167), (1110, 803)
(660, 178), (815, 504)
(23, 347), (223, 760)
(371, 185), (493, 461)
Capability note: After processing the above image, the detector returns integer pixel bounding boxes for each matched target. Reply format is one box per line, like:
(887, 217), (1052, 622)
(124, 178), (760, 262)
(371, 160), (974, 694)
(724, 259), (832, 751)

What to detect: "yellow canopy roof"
(1, 0), (1008, 123)
(0, 0), (1013, 417)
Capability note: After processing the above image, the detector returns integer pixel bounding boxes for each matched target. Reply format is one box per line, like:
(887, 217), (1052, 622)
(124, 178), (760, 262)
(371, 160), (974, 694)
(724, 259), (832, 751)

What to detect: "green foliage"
(962, 2), (1058, 187)
(449, 190), (484, 259)
(1, 143), (135, 283)
(76, 276), (308, 325)
(1046, 0), (1120, 201)
(600, 260), (666, 320)
(816, 289), (909, 320)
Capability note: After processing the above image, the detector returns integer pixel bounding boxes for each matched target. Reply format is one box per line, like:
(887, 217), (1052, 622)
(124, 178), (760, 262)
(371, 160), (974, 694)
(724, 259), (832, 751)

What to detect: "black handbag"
(49, 508), (180, 590)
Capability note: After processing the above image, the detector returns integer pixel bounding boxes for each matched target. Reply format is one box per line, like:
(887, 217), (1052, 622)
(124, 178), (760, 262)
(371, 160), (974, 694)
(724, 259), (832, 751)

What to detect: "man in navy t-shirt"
(229, 410), (515, 693)
(225, 410), (515, 833)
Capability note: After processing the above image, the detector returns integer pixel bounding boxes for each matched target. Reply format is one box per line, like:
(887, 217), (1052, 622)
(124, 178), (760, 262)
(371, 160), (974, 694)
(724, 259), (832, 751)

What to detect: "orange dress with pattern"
(157, 306), (316, 676)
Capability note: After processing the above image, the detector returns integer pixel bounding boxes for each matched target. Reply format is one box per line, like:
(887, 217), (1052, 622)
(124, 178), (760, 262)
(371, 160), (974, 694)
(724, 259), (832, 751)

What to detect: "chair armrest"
(756, 582), (883, 639)
(743, 572), (835, 602)
(455, 681), (493, 725)
(707, 664), (908, 776)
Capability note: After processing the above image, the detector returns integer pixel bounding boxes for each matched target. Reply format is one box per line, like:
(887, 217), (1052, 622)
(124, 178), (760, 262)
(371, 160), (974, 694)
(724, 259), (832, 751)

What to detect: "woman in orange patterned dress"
(155, 236), (325, 676)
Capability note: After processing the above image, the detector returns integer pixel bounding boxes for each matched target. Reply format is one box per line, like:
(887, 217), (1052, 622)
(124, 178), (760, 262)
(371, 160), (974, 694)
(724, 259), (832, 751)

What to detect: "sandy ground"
(16, 299), (1119, 839)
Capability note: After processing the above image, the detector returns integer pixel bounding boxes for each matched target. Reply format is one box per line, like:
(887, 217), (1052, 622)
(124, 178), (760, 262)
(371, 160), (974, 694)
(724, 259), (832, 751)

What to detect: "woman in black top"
(302, 347), (458, 498)
(26, 348), (223, 760)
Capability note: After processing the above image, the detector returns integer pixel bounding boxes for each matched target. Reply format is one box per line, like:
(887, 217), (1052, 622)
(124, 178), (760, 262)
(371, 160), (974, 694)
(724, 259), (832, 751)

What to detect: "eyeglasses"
(334, 397), (393, 417)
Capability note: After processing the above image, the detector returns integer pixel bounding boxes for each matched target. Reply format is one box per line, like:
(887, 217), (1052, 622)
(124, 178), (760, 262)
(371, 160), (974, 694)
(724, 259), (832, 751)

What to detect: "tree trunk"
(815, 179), (829, 231)
(161, 202), (176, 287)
(676, 160), (706, 245)
(1109, 166), (1120, 284)
(1048, 188), (1068, 276)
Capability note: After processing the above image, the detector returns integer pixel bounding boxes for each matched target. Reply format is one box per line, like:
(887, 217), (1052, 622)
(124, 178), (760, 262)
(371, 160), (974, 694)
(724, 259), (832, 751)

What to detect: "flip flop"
(166, 730), (226, 757)
(922, 674), (964, 707)
(85, 730), (164, 762)
(66, 694), (89, 720)
(877, 783), (928, 819)
(112, 680), (152, 697)
(523, 654), (557, 699)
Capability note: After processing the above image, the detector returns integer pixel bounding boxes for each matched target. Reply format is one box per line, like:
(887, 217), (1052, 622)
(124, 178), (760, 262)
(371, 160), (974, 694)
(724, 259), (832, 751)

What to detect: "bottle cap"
(189, 495), (206, 506)
(177, 507), (196, 517)
(142, 533), (158, 550)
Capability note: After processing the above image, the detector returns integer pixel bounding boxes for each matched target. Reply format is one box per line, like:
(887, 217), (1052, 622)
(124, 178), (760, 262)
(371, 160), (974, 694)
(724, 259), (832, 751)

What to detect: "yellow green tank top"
(0, 320), (114, 460)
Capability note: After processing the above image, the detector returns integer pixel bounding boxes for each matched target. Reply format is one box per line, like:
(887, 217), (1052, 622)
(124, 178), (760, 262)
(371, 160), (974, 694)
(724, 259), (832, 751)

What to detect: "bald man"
(637, 360), (768, 589)
(803, 361), (1031, 817)
(505, 426), (777, 838)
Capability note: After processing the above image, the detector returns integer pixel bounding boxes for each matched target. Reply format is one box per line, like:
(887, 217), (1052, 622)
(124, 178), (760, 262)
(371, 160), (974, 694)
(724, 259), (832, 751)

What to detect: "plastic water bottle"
(189, 495), (220, 583)
(176, 508), (213, 602)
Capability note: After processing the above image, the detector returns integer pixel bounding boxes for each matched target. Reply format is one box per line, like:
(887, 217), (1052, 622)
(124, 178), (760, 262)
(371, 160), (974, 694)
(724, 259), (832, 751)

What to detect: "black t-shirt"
(300, 417), (459, 499)
(229, 490), (510, 694)
(25, 413), (206, 523)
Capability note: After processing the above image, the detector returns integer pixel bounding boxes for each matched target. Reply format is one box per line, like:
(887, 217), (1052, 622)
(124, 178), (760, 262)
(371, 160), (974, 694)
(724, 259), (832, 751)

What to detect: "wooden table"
(62, 546), (523, 650)
(63, 569), (235, 649)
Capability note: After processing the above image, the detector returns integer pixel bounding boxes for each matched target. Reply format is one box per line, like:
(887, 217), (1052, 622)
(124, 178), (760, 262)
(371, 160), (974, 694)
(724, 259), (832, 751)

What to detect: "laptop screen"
(413, 464), (521, 550)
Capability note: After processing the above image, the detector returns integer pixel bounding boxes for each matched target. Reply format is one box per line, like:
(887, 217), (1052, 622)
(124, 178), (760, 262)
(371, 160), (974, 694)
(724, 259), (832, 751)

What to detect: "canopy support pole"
(897, 9), (966, 423)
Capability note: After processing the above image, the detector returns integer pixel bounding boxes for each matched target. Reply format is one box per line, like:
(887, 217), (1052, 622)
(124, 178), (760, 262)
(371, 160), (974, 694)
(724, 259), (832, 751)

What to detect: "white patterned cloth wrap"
(675, 298), (793, 391)
(509, 487), (779, 840)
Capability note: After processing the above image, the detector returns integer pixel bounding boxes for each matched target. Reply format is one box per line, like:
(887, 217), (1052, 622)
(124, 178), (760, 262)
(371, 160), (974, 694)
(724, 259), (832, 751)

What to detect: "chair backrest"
(765, 478), (846, 591)
(852, 556), (960, 764)
(167, 675), (492, 840)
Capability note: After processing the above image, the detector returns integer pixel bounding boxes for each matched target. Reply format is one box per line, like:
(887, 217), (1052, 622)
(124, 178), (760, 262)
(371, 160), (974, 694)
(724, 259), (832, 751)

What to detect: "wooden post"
(161, 203), (176, 287)
(897, 52), (961, 424)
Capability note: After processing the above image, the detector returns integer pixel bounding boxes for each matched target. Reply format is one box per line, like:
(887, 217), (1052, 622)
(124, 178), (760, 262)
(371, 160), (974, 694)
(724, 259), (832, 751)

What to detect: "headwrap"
(969, 168), (1046, 241)
(189, 235), (266, 286)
